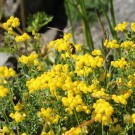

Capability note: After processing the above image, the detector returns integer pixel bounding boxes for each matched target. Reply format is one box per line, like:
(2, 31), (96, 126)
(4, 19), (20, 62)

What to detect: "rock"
(0, 52), (13, 66)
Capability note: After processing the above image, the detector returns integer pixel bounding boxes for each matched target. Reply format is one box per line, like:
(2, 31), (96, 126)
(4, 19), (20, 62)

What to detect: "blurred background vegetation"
(65, 0), (109, 23)
(65, 0), (112, 52)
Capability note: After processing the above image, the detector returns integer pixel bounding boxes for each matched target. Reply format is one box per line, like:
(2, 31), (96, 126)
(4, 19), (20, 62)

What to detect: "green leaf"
(26, 12), (53, 32)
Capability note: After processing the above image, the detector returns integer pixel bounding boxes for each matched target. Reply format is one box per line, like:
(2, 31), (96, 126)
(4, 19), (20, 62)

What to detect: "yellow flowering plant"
(1, 5), (135, 135)
(2, 12), (52, 55)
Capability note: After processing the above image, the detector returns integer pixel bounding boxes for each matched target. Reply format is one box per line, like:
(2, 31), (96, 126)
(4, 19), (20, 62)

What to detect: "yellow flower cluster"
(3, 16), (30, 42)
(37, 108), (60, 124)
(131, 22), (135, 32)
(91, 49), (102, 56)
(9, 111), (26, 123)
(114, 21), (127, 32)
(127, 73), (135, 87)
(3, 16), (20, 34)
(49, 33), (81, 53)
(92, 99), (114, 125)
(18, 52), (38, 65)
(21, 133), (27, 135)
(73, 54), (103, 76)
(15, 32), (30, 42)
(0, 85), (9, 97)
(111, 57), (127, 68)
(62, 127), (81, 135)
(34, 60), (46, 71)
(2, 126), (9, 133)
(0, 66), (16, 78)
(62, 92), (90, 114)
(132, 113), (135, 123)
(121, 40), (134, 49)
(49, 33), (71, 52)
(41, 130), (54, 135)
(112, 89), (133, 105)
(104, 39), (119, 48)
(26, 64), (69, 94)
(14, 103), (24, 111)
(91, 88), (109, 99)
(0, 126), (16, 135)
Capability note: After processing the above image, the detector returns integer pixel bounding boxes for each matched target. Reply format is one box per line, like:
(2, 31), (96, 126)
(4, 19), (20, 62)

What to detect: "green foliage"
(26, 12), (53, 33)
(66, 0), (109, 22)
(1, 0), (135, 135)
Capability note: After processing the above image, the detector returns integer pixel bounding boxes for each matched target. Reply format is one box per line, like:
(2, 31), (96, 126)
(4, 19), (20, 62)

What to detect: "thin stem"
(96, 10), (108, 40)
(0, 0), (2, 20)
(98, 0), (114, 39)
(16, 27), (24, 35)
(65, 0), (76, 43)
(74, 109), (80, 125)
(78, 0), (94, 52)
(109, 0), (116, 28)
(20, 0), (25, 31)
(16, 123), (20, 135)
(132, 123), (134, 135)
(109, 0), (118, 39)
(102, 123), (104, 135)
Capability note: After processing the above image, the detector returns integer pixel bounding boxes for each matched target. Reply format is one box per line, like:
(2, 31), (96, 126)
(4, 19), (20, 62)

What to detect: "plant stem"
(109, 0), (116, 28)
(102, 123), (104, 135)
(78, 0), (94, 52)
(0, 0), (2, 20)
(98, 0), (114, 39)
(109, 0), (118, 39)
(20, 0), (25, 31)
(16, 123), (20, 135)
(74, 109), (80, 125)
(65, 0), (76, 43)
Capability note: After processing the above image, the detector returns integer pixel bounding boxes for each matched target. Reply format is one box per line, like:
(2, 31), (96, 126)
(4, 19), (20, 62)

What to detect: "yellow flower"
(92, 99), (114, 125)
(41, 130), (54, 135)
(120, 41), (134, 49)
(9, 111), (26, 123)
(3, 16), (20, 34)
(111, 57), (127, 68)
(2, 126), (9, 133)
(3, 22), (8, 29)
(75, 44), (81, 52)
(132, 113), (135, 123)
(15, 32), (30, 42)
(104, 39), (119, 48)
(0, 85), (9, 97)
(131, 22), (135, 32)
(114, 22), (127, 32)
(92, 49), (102, 56)
(19, 52), (38, 65)
(107, 73), (111, 78)
(11, 17), (20, 28)
(0, 66), (16, 78)
(63, 127), (81, 135)
(14, 103), (24, 111)
(7, 27), (14, 34)
(63, 33), (72, 41)
(37, 107), (60, 124)
(112, 90), (132, 105)
(21, 133), (27, 135)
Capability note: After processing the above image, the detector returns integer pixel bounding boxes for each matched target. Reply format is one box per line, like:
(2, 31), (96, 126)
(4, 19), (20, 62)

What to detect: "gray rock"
(0, 52), (13, 66)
